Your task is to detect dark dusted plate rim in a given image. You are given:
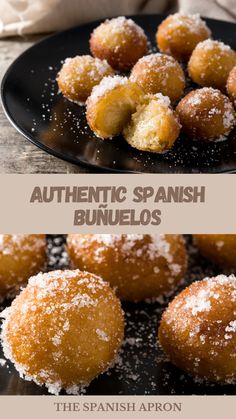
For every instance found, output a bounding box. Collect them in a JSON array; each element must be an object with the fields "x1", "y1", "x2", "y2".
[{"x1": 1, "y1": 14, "x2": 236, "y2": 174}]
